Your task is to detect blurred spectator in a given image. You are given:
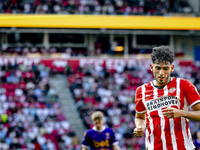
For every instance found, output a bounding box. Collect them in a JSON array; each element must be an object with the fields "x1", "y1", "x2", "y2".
[
  {"x1": 0, "y1": 62, "x2": 80, "y2": 149},
  {"x1": 194, "y1": 130, "x2": 200, "y2": 150},
  {"x1": 0, "y1": 0, "x2": 193, "y2": 15}
]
